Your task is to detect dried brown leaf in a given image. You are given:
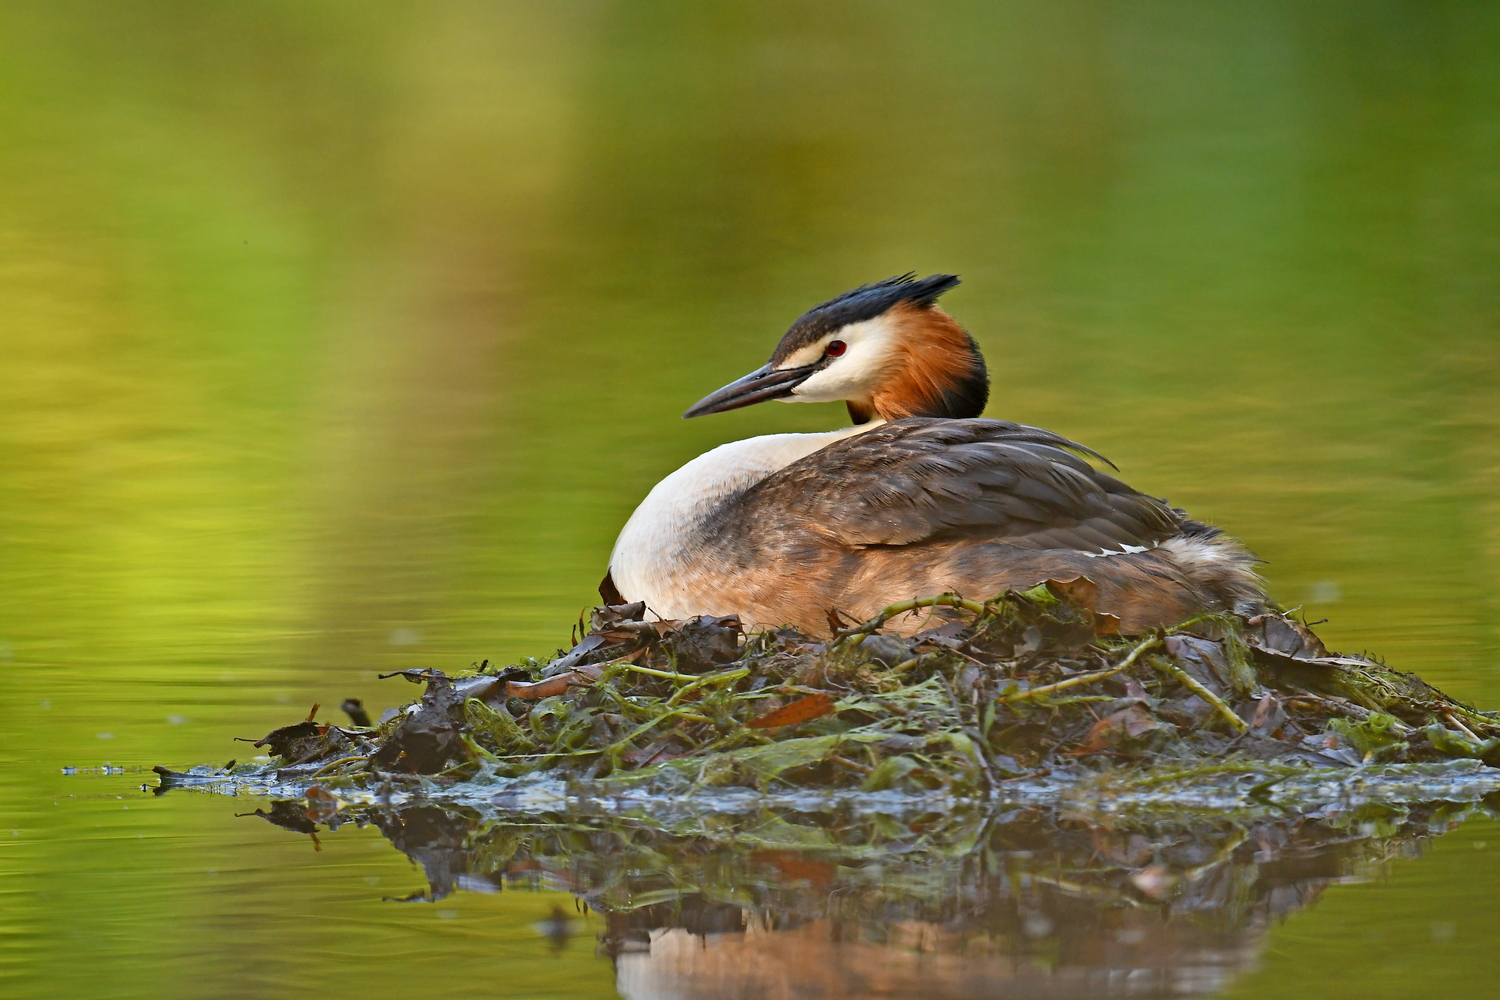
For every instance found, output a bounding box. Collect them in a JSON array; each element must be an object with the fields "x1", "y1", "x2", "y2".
[
  {"x1": 507, "y1": 672, "x2": 592, "y2": 699},
  {"x1": 748, "y1": 692, "x2": 835, "y2": 729},
  {"x1": 1045, "y1": 576, "x2": 1098, "y2": 613},
  {"x1": 1073, "y1": 705, "x2": 1160, "y2": 754}
]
